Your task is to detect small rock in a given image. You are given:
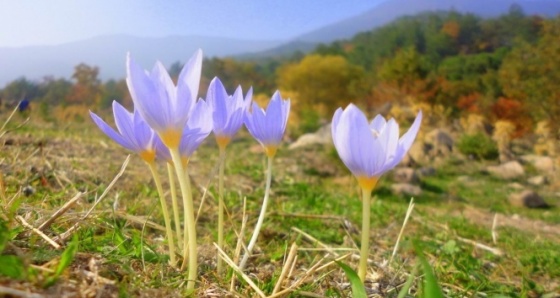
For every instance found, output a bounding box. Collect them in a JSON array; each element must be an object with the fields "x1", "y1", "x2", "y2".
[
  {"x1": 528, "y1": 175, "x2": 547, "y2": 186},
  {"x1": 393, "y1": 167, "x2": 419, "y2": 184},
  {"x1": 289, "y1": 124, "x2": 331, "y2": 150},
  {"x1": 508, "y1": 182, "x2": 525, "y2": 190},
  {"x1": 520, "y1": 155, "x2": 555, "y2": 173},
  {"x1": 391, "y1": 183, "x2": 422, "y2": 196},
  {"x1": 508, "y1": 190, "x2": 550, "y2": 208},
  {"x1": 486, "y1": 161, "x2": 525, "y2": 180},
  {"x1": 417, "y1": 166, "x2": 436, "y2": 177}
]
